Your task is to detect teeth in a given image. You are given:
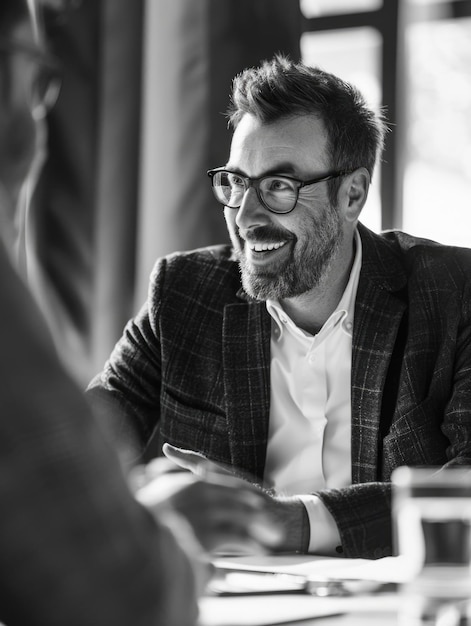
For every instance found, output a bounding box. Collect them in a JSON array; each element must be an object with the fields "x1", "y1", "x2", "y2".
[{"x1": 249, "y1": 241, "x2": 287, "y2": 252}]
